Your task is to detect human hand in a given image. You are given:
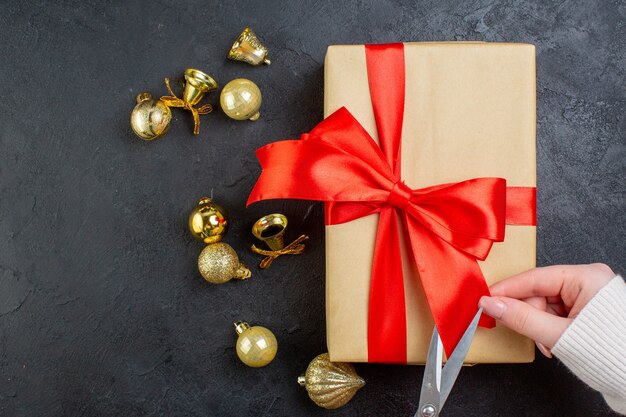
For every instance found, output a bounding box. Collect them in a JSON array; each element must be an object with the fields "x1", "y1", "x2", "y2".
[{"x1": 478, "y1": 263, "x2": 615, "y2": 357}]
